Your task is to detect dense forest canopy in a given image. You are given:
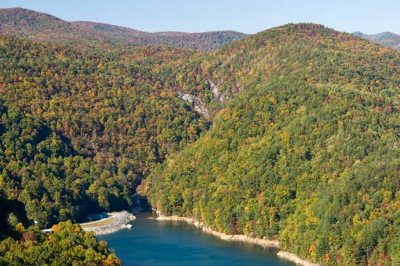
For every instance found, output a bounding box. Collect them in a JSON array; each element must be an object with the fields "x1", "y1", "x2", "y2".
[
  {"x1": 0, "y1": 8, "x2": 399, "y2": 265},
  {"x1": 0, "y1": 37, "x2": 210, "y2": 228},
  {"x1": 147, "y1": 24, "x2": 400, "y2": 265},
  {"x1": 0, "y1": 94, "x2": 122, "y2": 264},
  {"x1": 0, "y1": 35, "x2": 210, "y2": 264},
  {"x1": 0, "y1": 219, "x2": 121, "y2": 265}
]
